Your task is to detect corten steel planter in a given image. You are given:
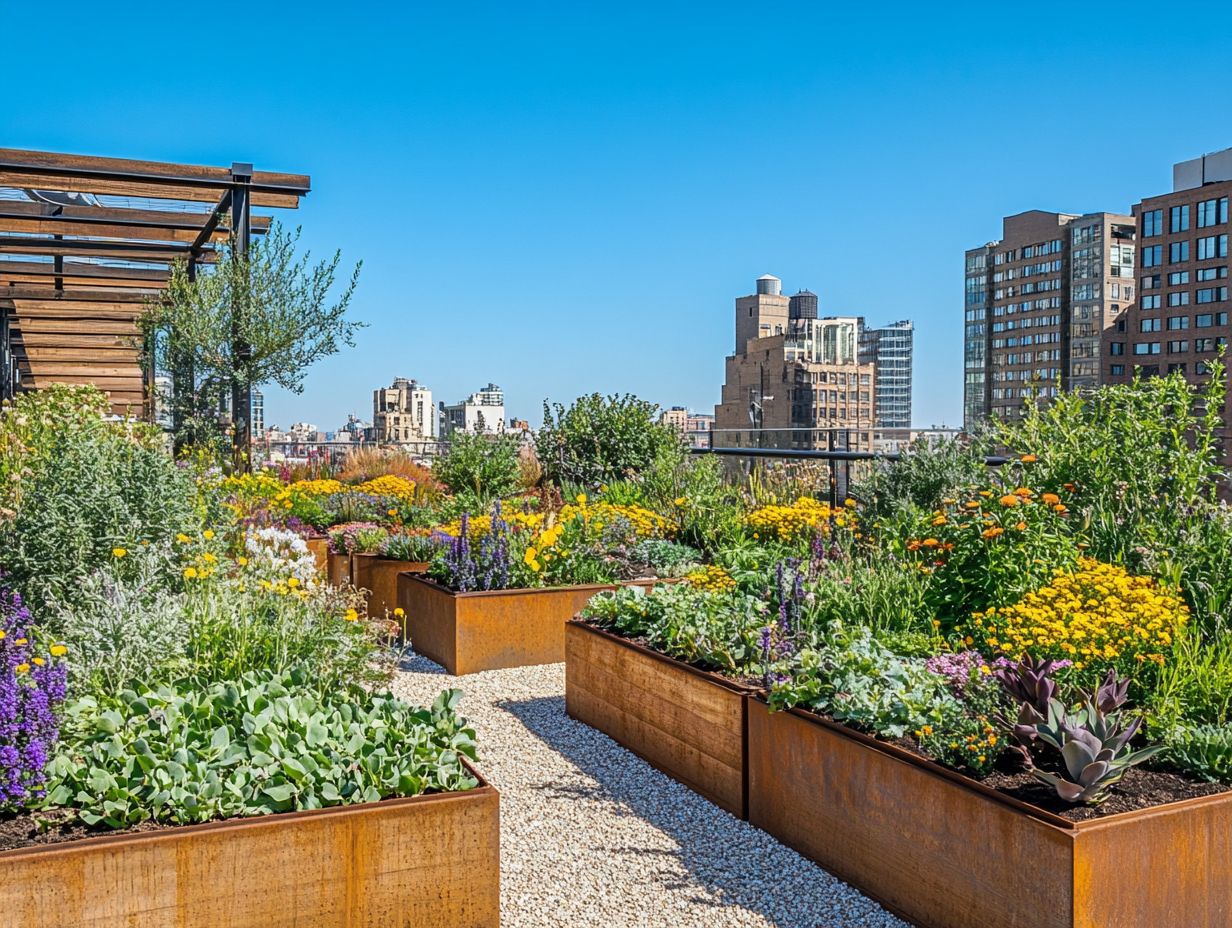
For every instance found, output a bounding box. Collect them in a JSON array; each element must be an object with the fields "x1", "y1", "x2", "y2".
[
  {"x1": 397, "y1": 573, "x2": 662, "y2": 675},
  {"x1": 565, "y1": 620, "x2": 752, "y2": 818},
  {"x1": 0, "y1": 765, "x2": 500, "y2": 928},
  {"x1": 326, "y1": 549, "x2": 351, "y2": 588},
  {"x1": 304, "y1": 535, "x2": 329, "y2": 574},
  {"x1": 351, "y1": 553, "x2": 428, "y2": 626},
  {"x1": 747, "y1": 699, "x2": 1232, "y2": 928}
]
